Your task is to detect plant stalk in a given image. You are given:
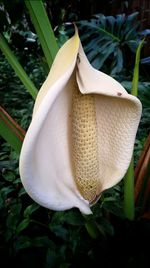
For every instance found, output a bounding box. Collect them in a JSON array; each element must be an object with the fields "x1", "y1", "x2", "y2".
[
  {"x1": 123, "y1": 39, "x2": 144, "y2": 220},
  {"x1": 123, "y1": 157, "x2": 135, "y2": 220}
]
